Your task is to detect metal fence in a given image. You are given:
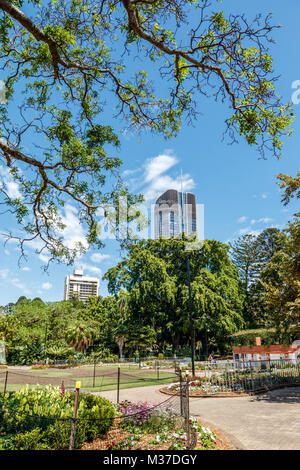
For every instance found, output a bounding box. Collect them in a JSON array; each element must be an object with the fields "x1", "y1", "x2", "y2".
[
  {"x1": 33, "y1": 356, "x2": 193, "y2": 369},
  {"x1": 0, "y1": 365, "x2": 178, "y2": 399},
  {"x1": 0, "y1": 380, "x2": 196, "y2": 450},
  {"x1": 192, "y1": 359, "x2": 300, "y2": 395}
]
